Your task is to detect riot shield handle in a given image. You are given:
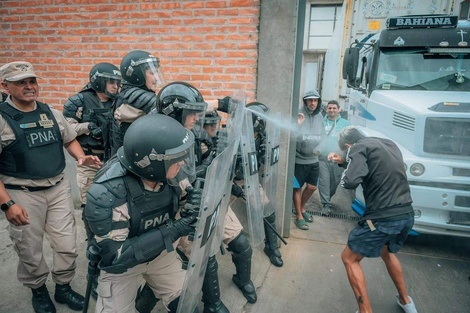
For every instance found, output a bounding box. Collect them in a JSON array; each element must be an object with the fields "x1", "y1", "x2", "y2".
[
  {"x1": 185, "y1": 178, "x2": 204, "y2": 241},
  {"x1": 83, "y1": 245, "x2": 101, "y2": 313}
]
